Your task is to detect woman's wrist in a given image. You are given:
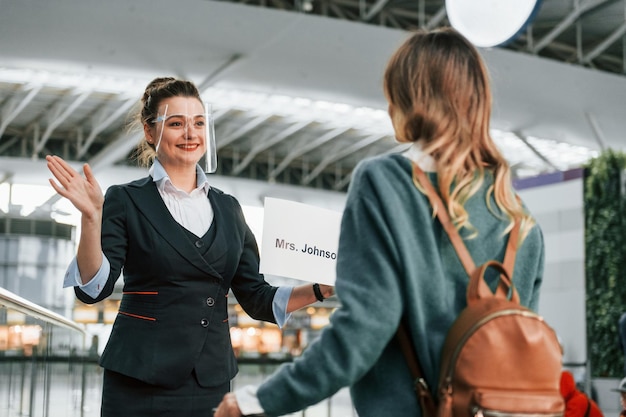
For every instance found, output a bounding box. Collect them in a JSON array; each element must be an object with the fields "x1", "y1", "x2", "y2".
[{"x1": 312, "y1": 283, "x2": 325, "y2": 302}]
